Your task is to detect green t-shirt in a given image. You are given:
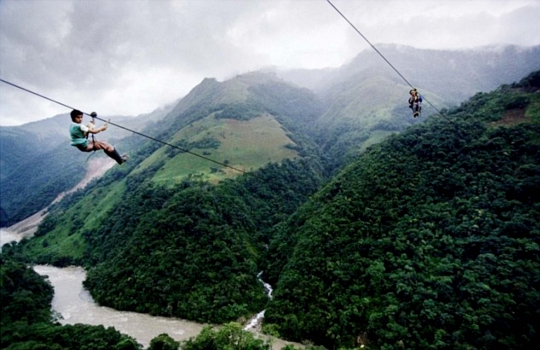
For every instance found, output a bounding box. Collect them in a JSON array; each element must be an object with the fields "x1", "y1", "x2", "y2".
[{"x1": 70, "y1": 123, "x2": 89, "y2": 148}]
